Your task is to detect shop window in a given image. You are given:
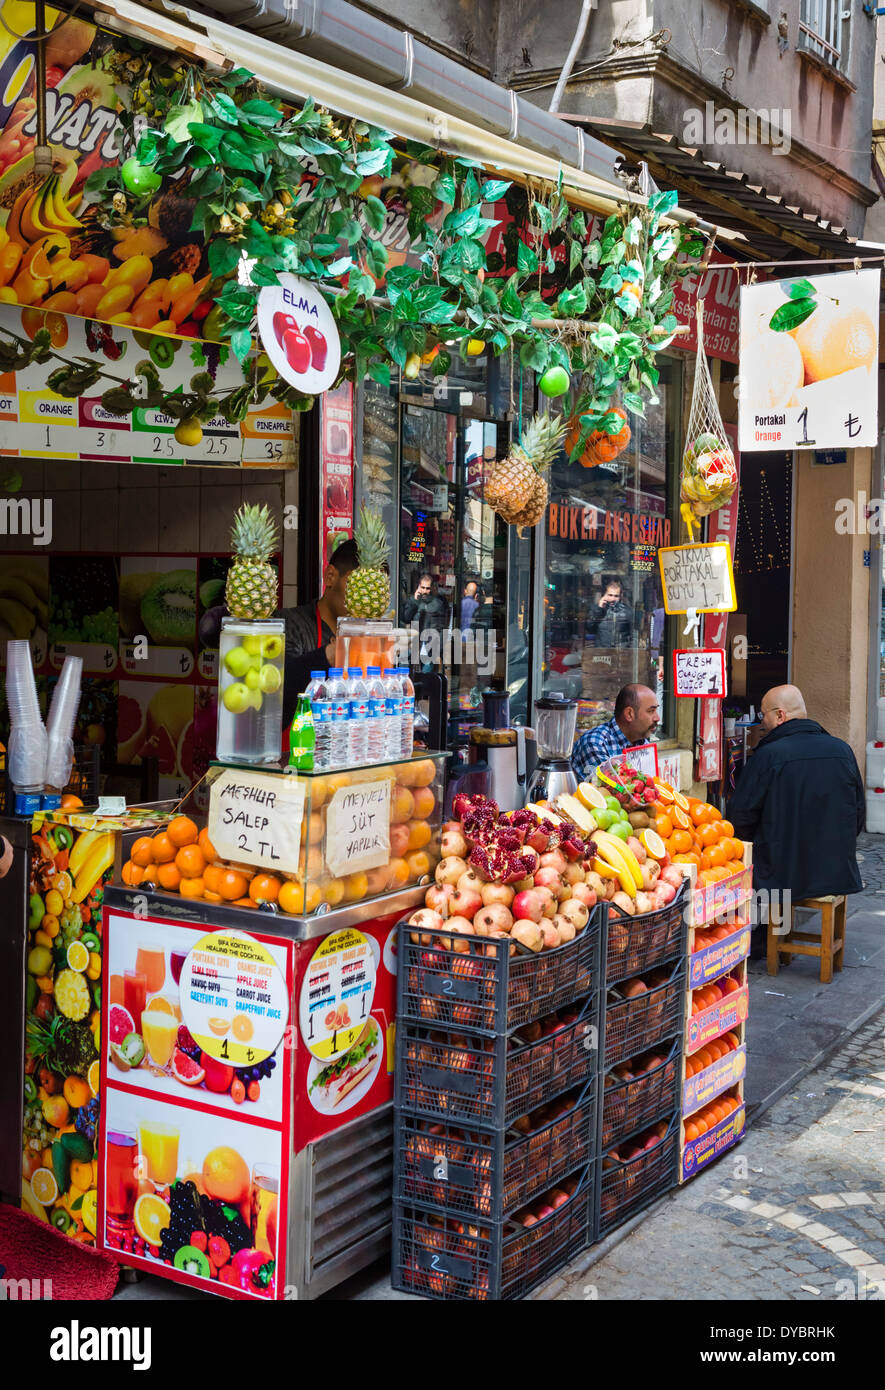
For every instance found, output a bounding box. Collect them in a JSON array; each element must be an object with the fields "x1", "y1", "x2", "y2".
[{"x1": 541, "y1": 358, "x2": 681, "y2": 741}]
